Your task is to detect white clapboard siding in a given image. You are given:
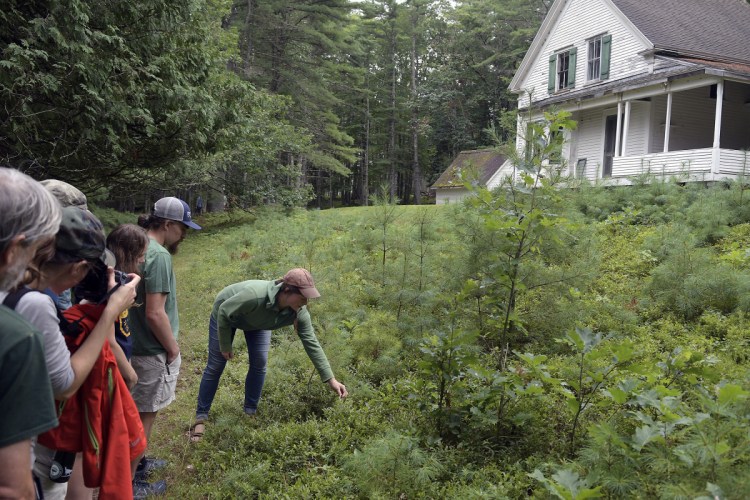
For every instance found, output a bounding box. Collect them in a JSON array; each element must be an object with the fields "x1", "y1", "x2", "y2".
[
  {"x1": 650, "y1": 85, "x2": 750, "y2": 154},
  {"x1": 573, "y1": 108, "x2": 607, "y2": 180},
  {"x1": 668, "y1": 87, "x2": 716, "y2": 151},
  {"x1": 721, "y1": 82, "x2": 750, "y2": 150},
  {"x1": 612, "y1": 148, "x2": 713, "y2": 177},
  {"x1": 517, "y1": 0, "x2": 650, "y2": 109},
  {"x1": 717, "y1": 150, "x2": 750, "y2": 176},
  {"x1": 650, "y1": 94, "x2": 668, "y2": 153},
  {"x1": 624, "y1": 101, "x2": 650, "y2": 156},
  {"x1": 435, "y1": 189, "x2": 470, "y2": 205}
]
